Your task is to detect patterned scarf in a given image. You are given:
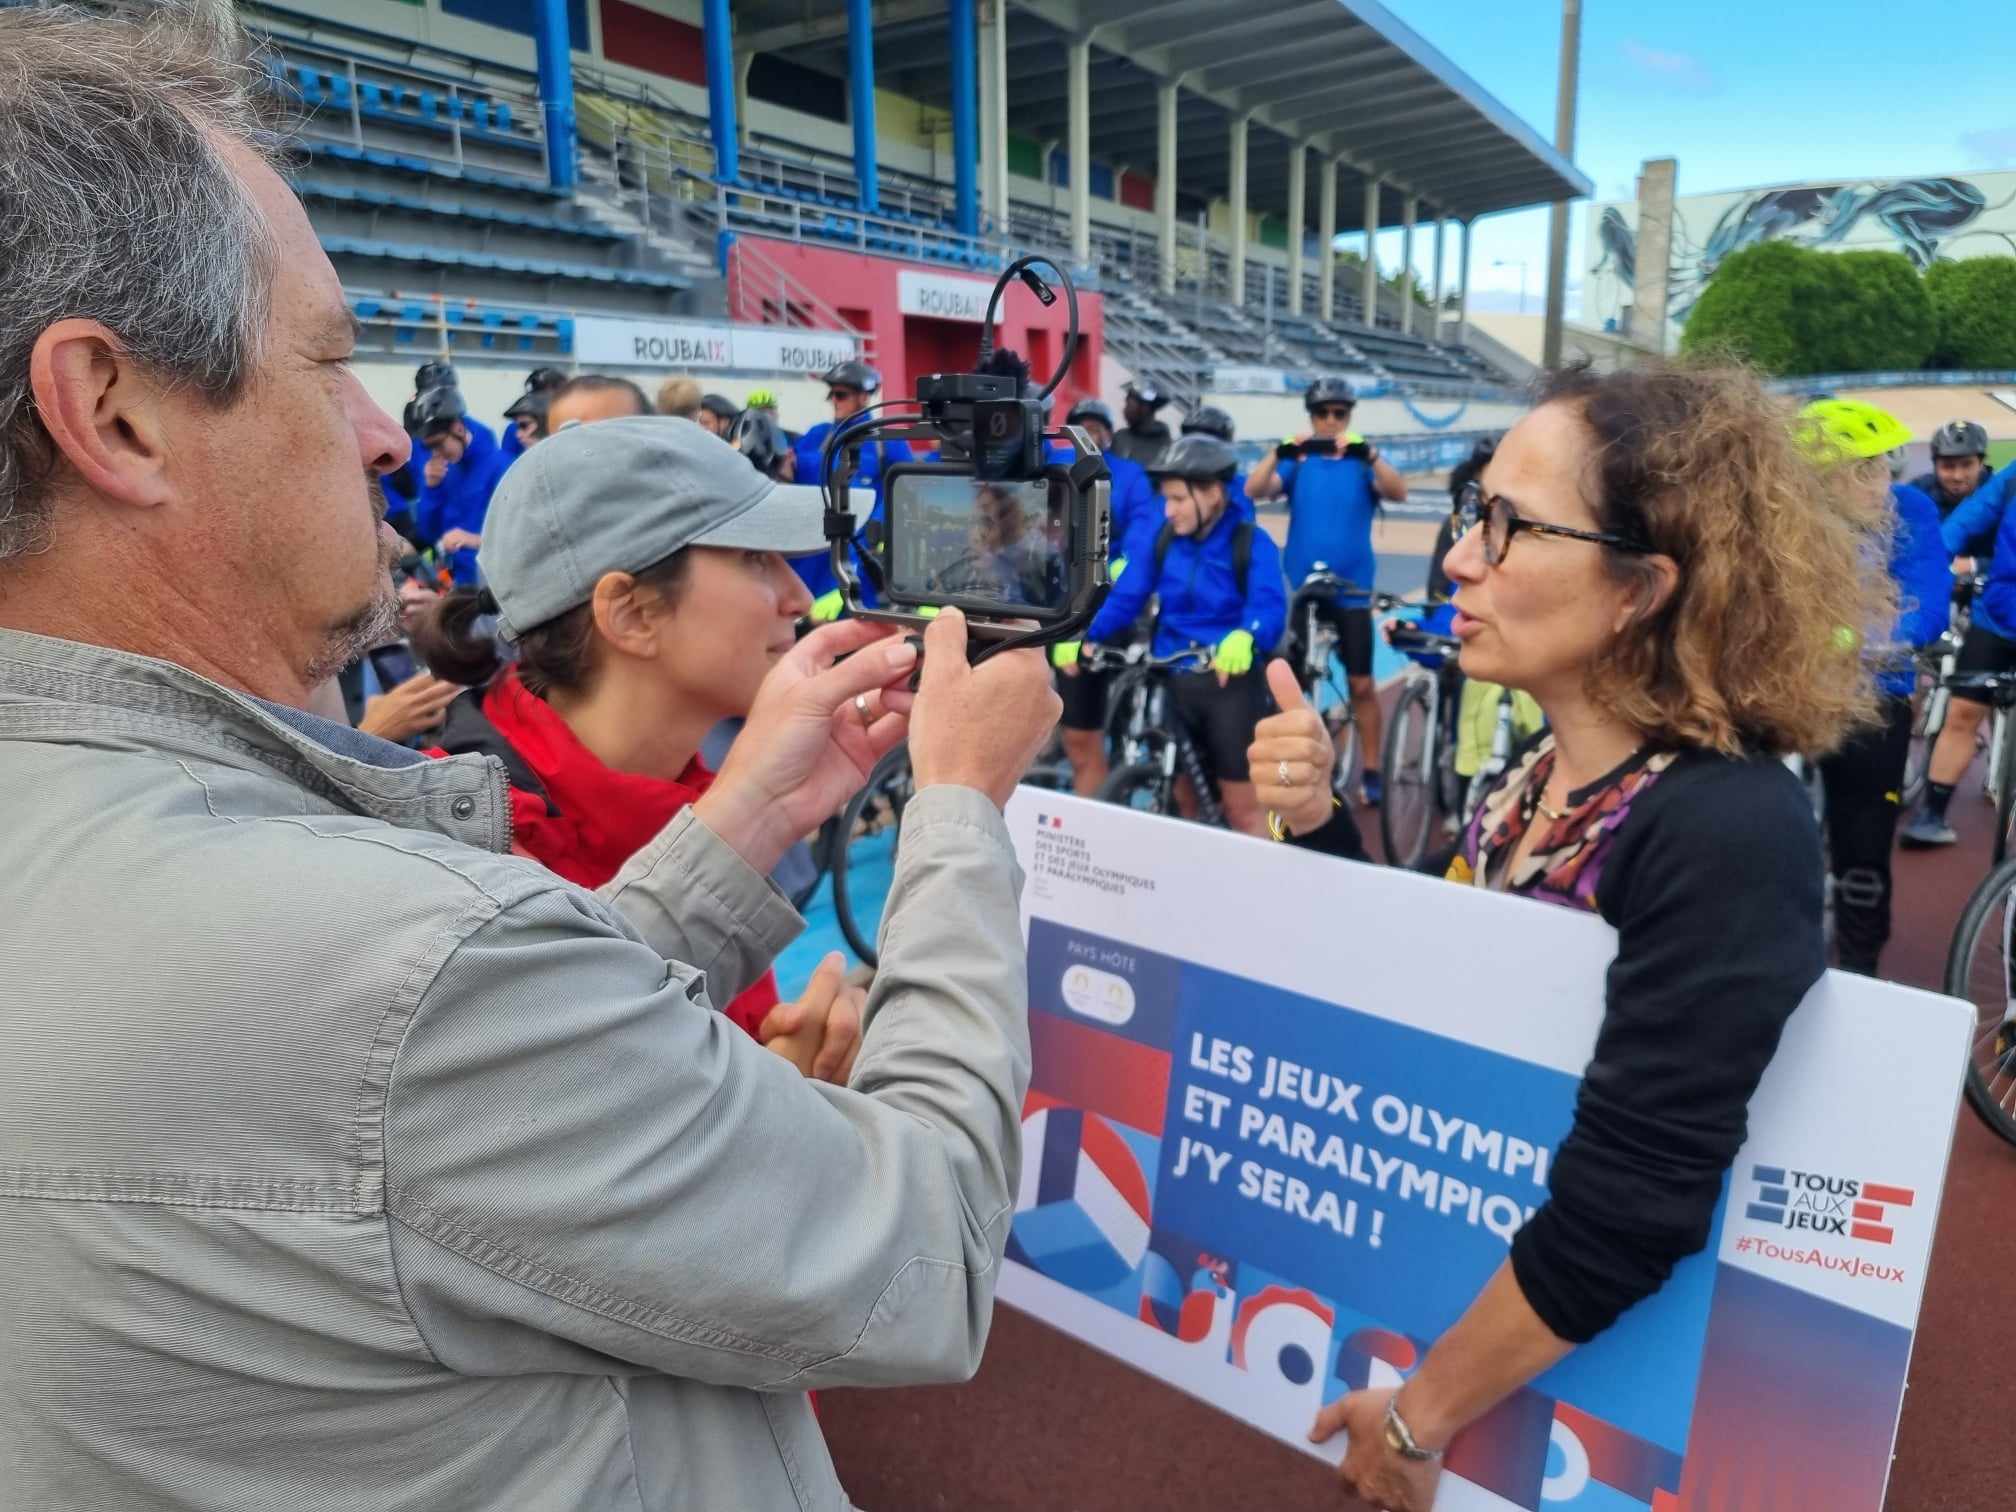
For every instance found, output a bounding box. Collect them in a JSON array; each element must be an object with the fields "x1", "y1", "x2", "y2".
[{"x1": 1451, "y1": 735, "x2": 1677, "y2": 912}]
